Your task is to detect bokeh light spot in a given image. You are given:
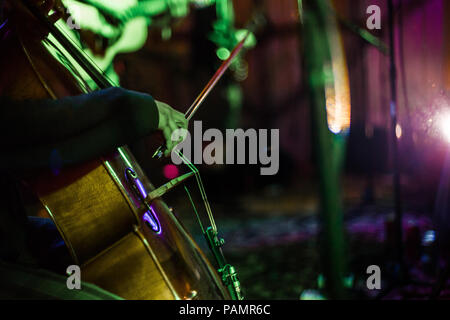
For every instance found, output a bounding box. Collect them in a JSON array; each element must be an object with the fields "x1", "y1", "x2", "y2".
[
  {"x1": 216, "y1": 47, "x2": 231, "y2": 61},
  {"x1": 396, "y1": 124, "x2": 403, "y2": 139},
  {"x1": 163, "y1": 164, "x2": 180, "y2": 180}
]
